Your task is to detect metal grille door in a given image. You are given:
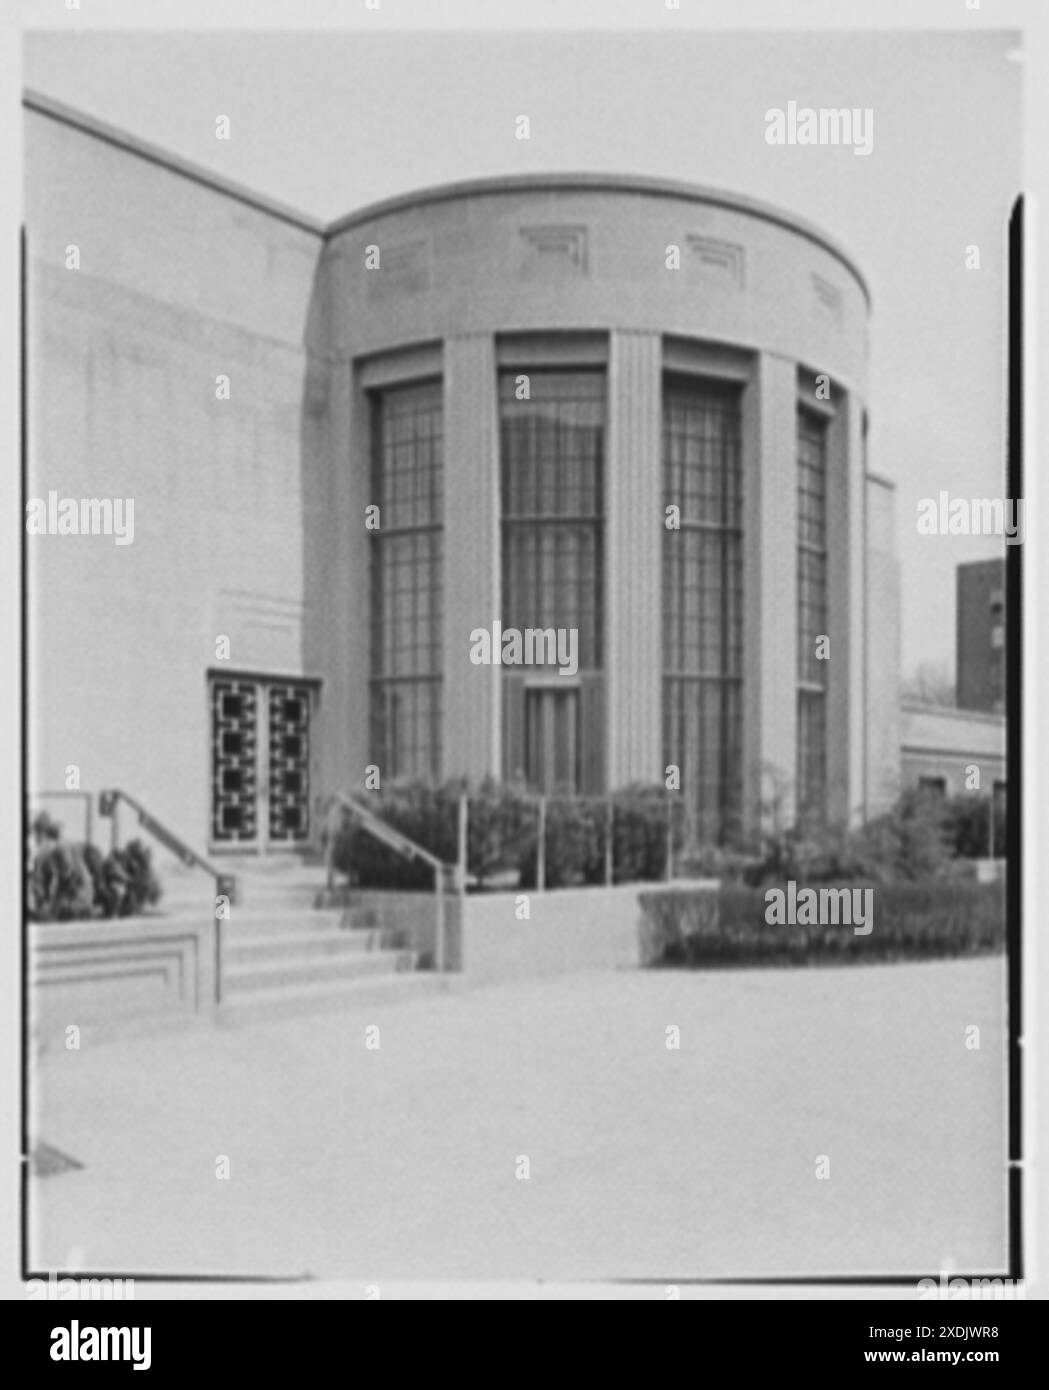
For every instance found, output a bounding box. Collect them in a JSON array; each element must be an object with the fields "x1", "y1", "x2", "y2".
[{"x1": 210, "y1": 676, "x2": 312, "y2": 849}]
